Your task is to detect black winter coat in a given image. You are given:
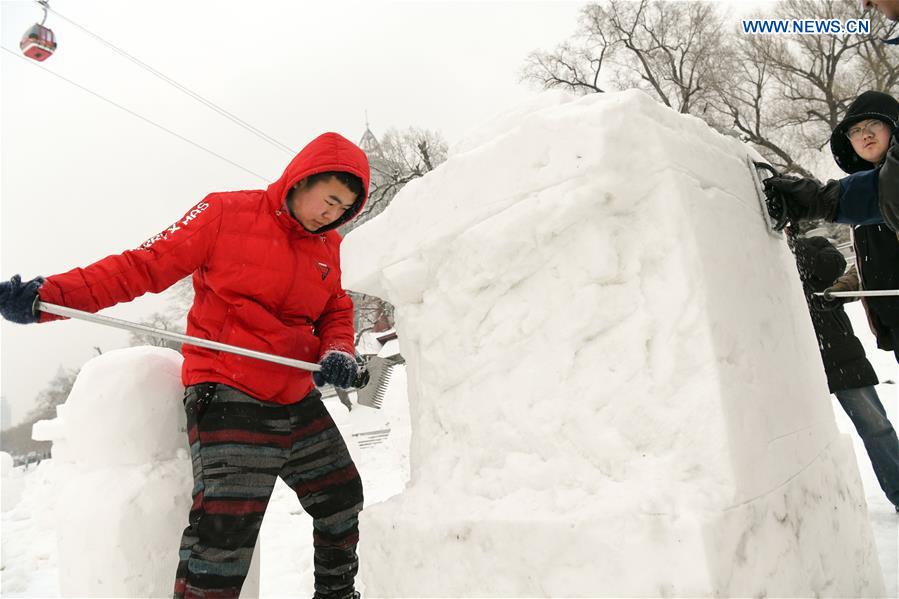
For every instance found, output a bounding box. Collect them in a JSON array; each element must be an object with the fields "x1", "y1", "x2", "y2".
[
  {"x1": 852, "y1": 223, "x2": 899, "y2": 350},
  {"x1": 793, "y1": 237, "x2": 879, "y2": 392}
]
